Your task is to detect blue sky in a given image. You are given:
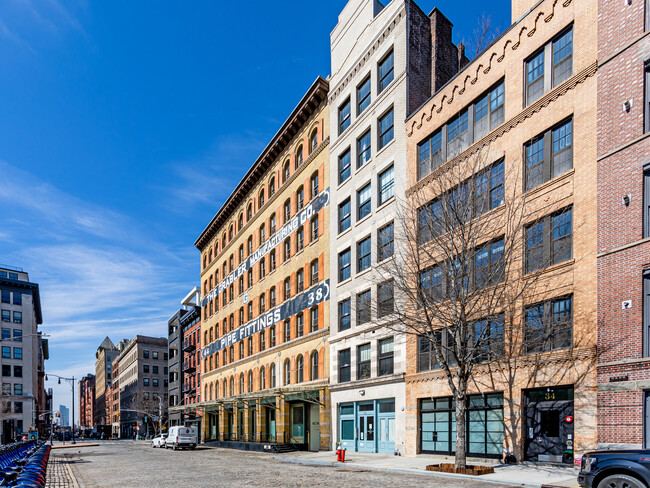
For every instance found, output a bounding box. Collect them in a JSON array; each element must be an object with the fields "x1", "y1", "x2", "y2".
[{"x1": 0, "y1": 0, "x2": 510, "y2": 419}]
